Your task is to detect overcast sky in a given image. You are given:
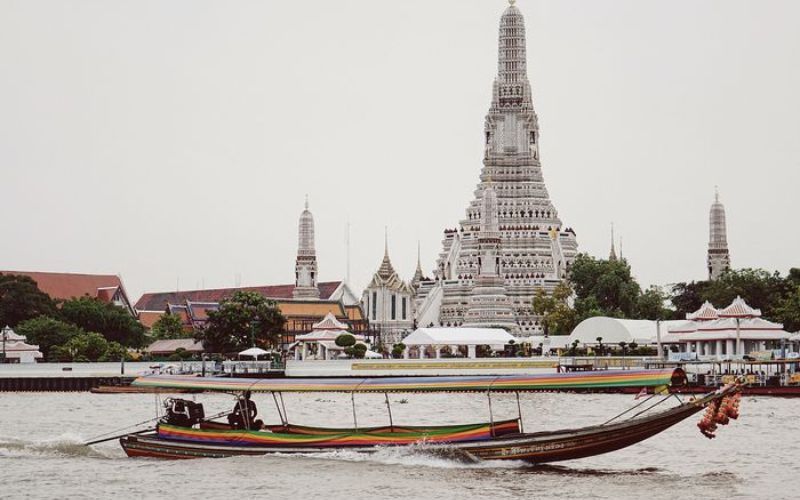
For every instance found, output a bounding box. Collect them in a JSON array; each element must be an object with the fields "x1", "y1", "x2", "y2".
[{"x1": 1, "y1": 0, "x2": 798, "y2": 303}]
